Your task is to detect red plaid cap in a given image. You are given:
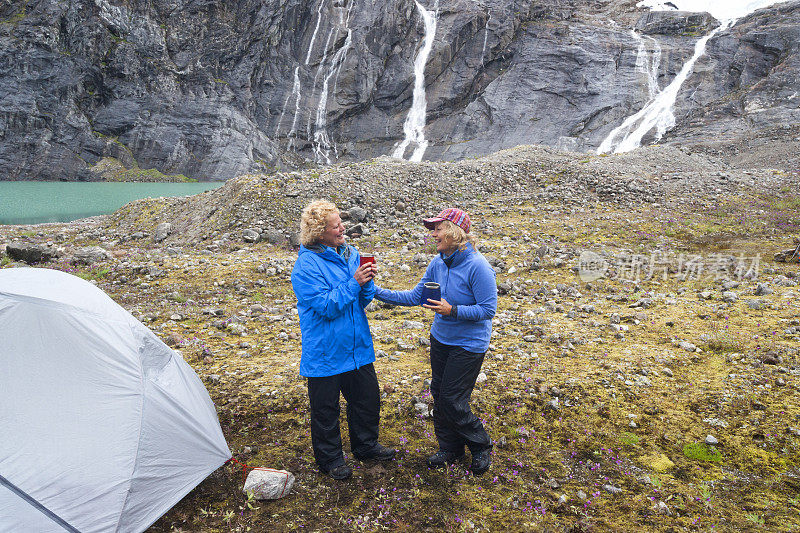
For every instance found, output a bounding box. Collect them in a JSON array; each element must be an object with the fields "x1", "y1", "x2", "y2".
[{"x1": 422, "y1": 207, "x2": 471, "y2": 233}]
